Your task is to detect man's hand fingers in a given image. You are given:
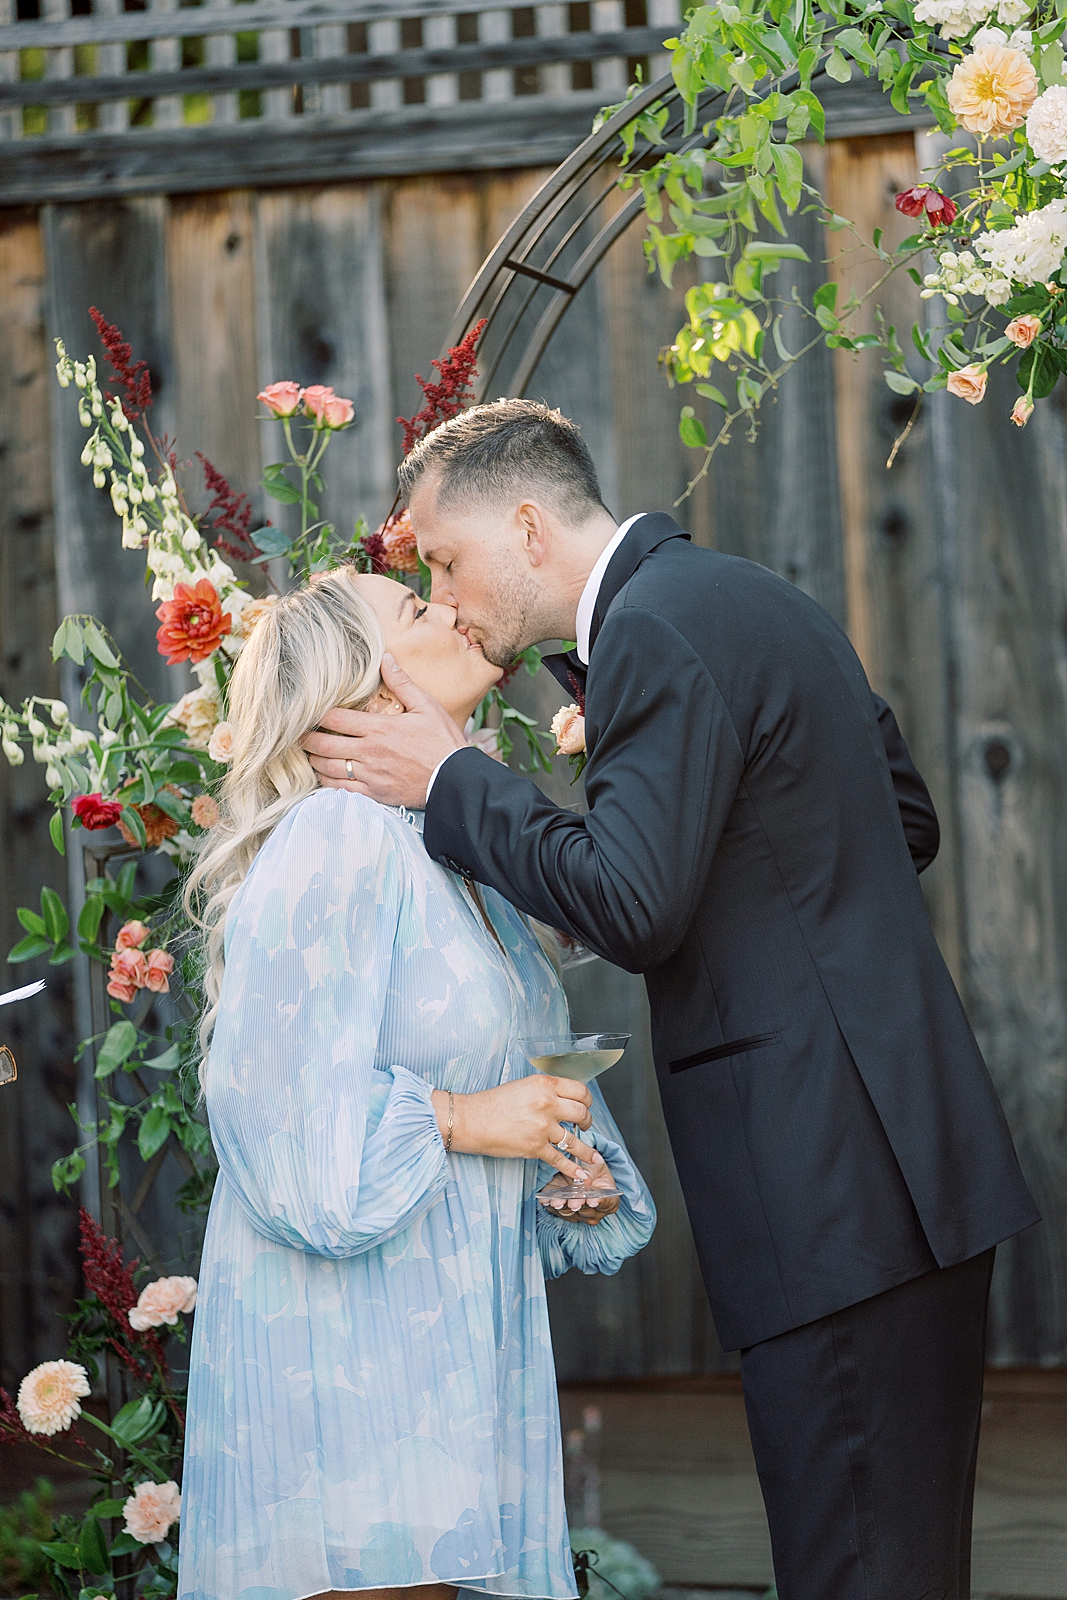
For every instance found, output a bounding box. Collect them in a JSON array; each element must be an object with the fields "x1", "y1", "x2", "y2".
[
  {"x1": 302, "y1": 722, "x2": 378, "y2": 757},
  {"x1": 380, "y1": 652, "x2": 434, "y2": 713},
  {"x1": 316, "y1": 774, "x2": 372, "y2": 795}
]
